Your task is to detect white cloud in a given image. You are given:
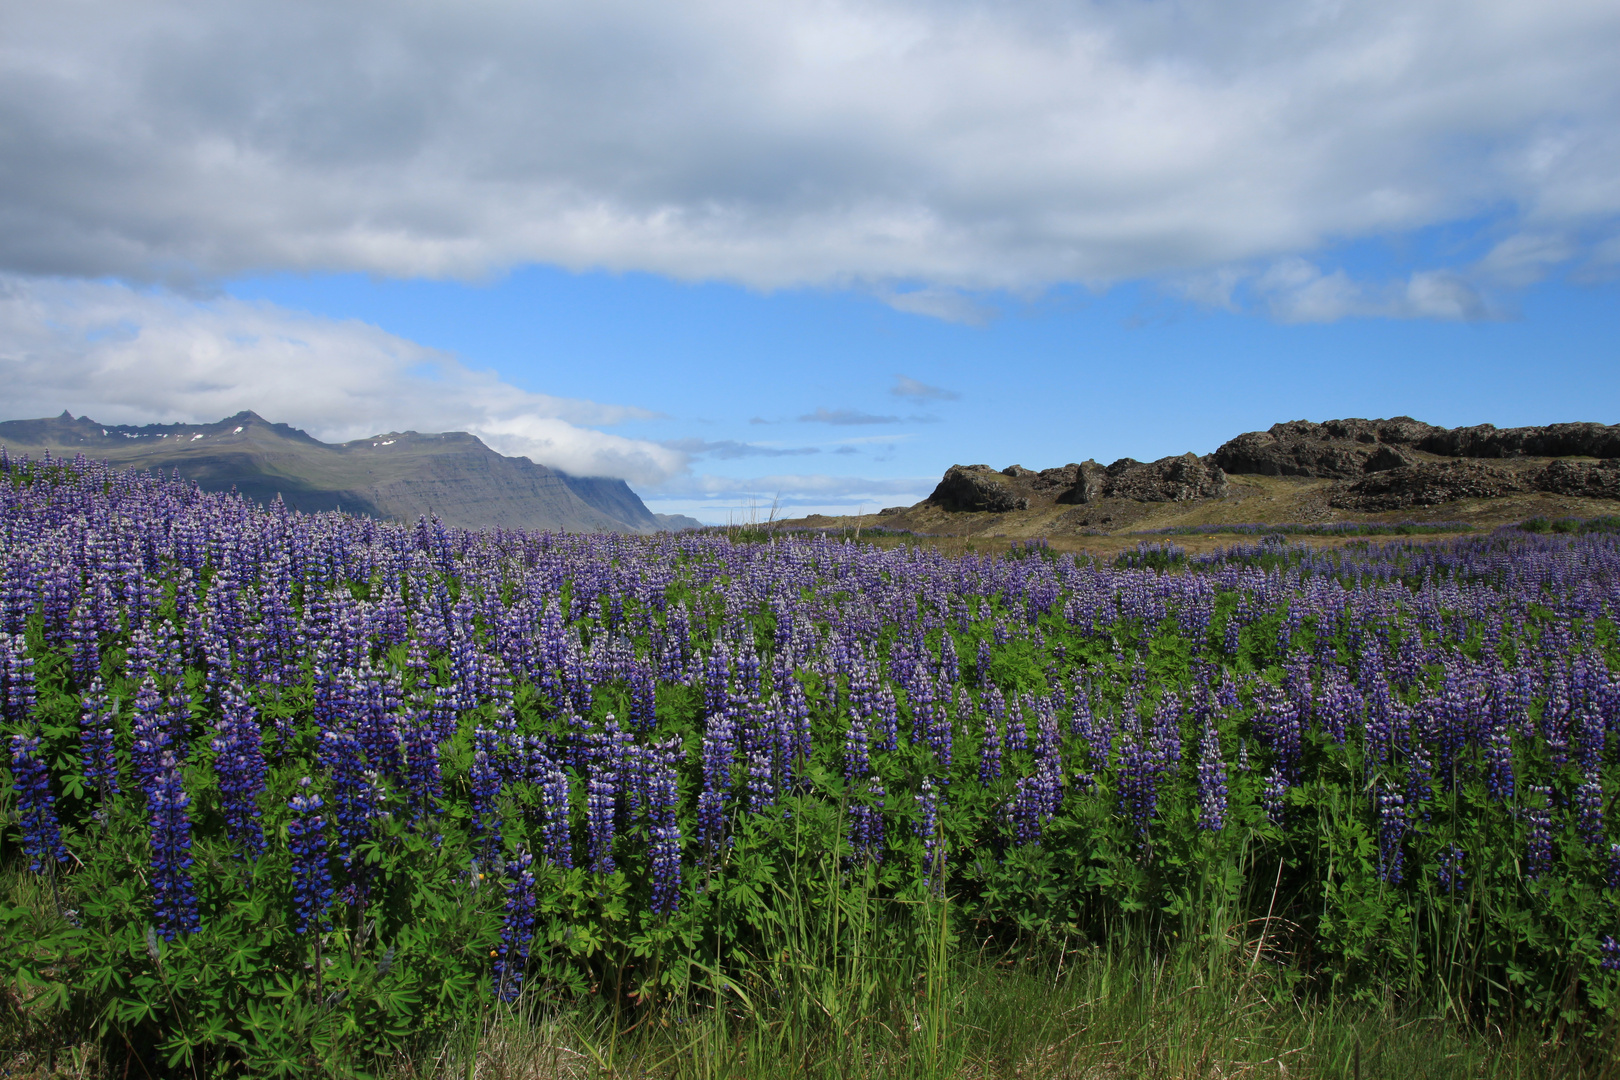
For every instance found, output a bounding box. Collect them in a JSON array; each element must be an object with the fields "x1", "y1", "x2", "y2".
[
  {"x1": 0, "y1": 0, "x2": 1616, "y2": 304},
  {"x1": 0, "y1": 275, "x2": 684, "y2": 485},
  {"x1": 1242, "y1": 258, "x2": 1495, "y2": 323},
  {"x1": 891, "y1": 375, "x2": 960, "y2": 402}
]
